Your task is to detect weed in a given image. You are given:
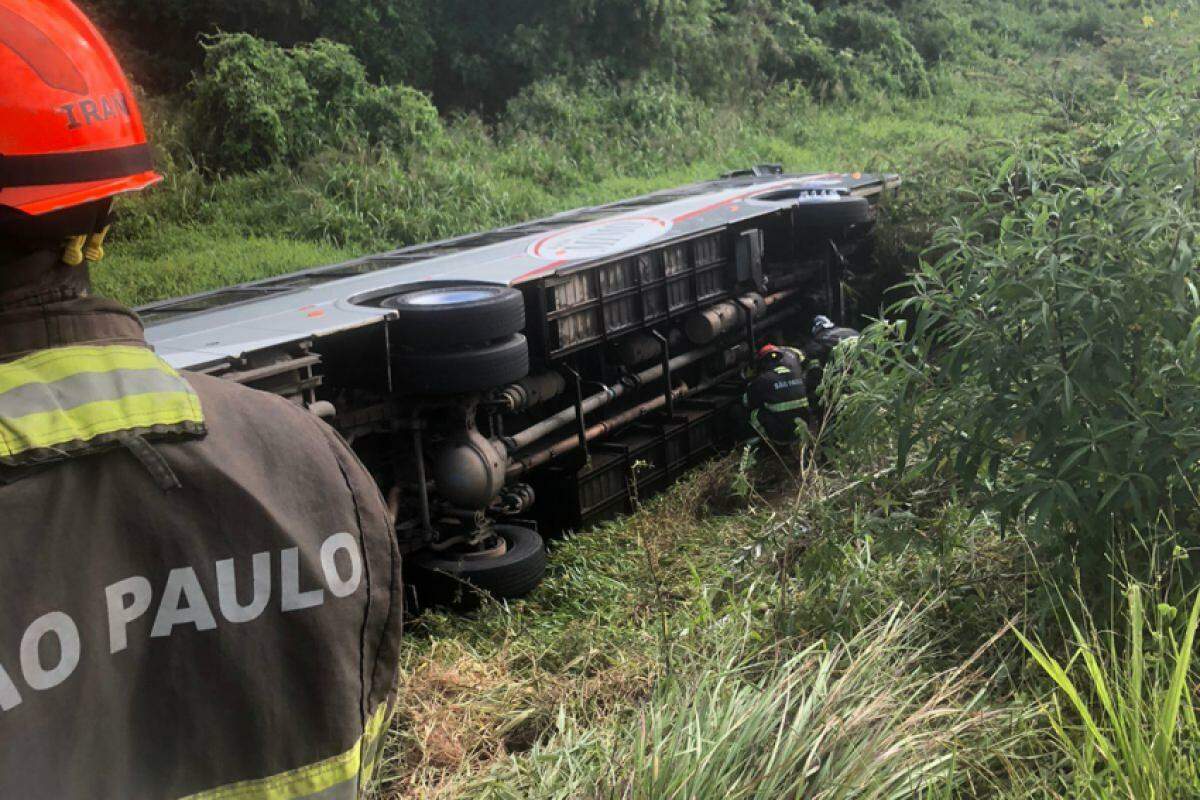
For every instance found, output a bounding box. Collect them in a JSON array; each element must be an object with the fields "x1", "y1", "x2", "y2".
[
  {"x1": 1017, "y1": 579, "x2": 1200, "y2": 797},
  {"x1": 613, "y1": 607, "x2": 1016, "y2": 800}
]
